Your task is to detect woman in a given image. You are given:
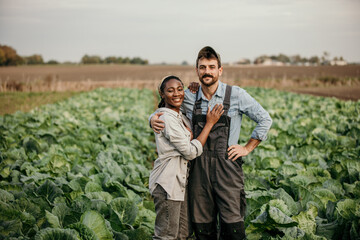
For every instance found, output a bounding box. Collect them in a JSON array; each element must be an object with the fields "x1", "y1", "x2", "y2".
[{"x1": 149, "y1": 75, "x2": 224, "y2": 239}]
